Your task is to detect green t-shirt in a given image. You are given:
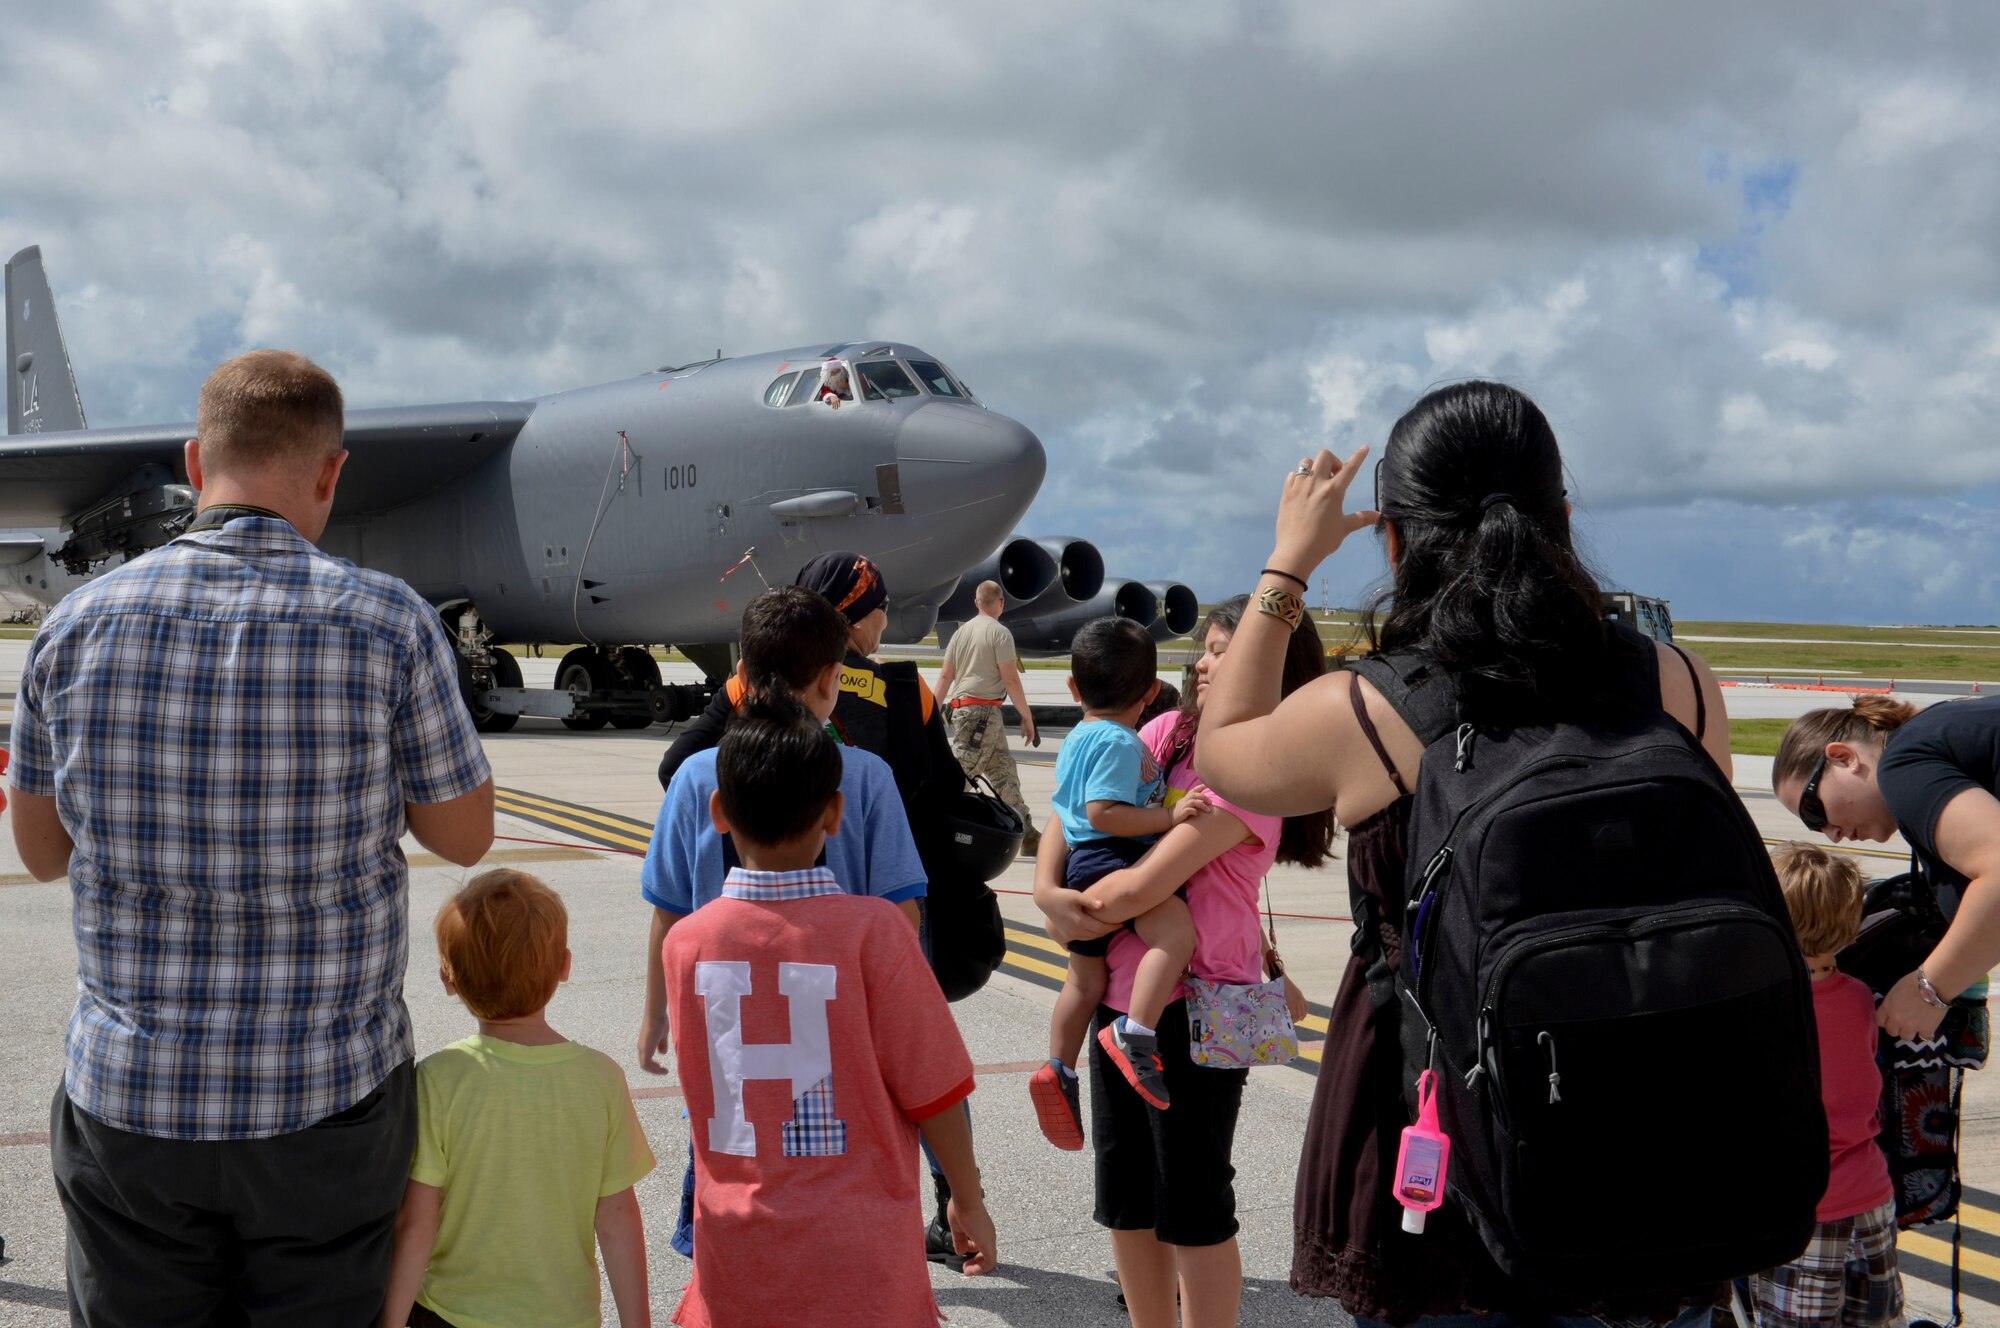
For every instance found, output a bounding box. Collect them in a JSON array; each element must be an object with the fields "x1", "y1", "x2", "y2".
[{"x1": 411, "y1": 1035, "x2": 656, "y2": 1328}]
